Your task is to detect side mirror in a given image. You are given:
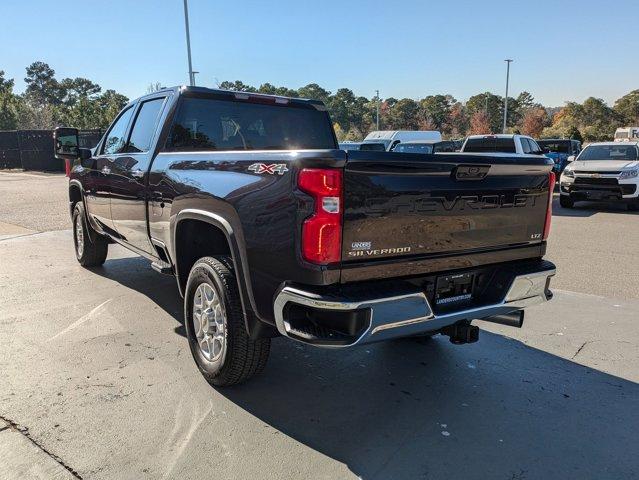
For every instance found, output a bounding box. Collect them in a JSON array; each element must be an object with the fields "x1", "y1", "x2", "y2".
[
  {"x1": 567, "y1": 155, "x2": 576, "y2": 162},
  {"x1": 54, "y1": 127, "x2": 79, "y2": 160}
]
